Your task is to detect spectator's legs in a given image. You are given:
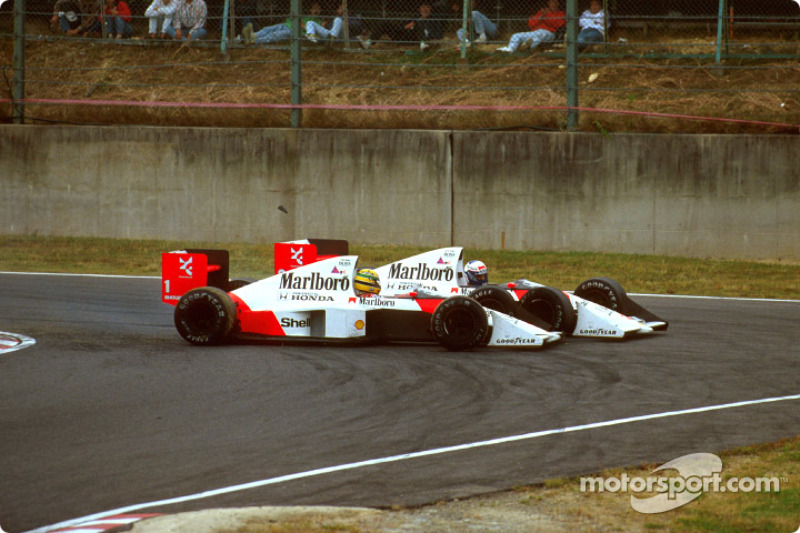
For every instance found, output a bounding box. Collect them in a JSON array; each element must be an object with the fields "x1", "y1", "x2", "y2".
[
  {"x1": 306, "y1": 18, "x2": 343, "y2": 40},
  {"x1": 305, "y1": 20, "x2": 328, "y2": 38},
  {"x1": 577, "y1": 27, "x2": 603, "y2": 50},
  {"x1": 506, "y1": 31, "x2": 533, "y2": 52},
  {"x1": 328, "y1": 17, "x2": 343, "y2": 39},
  {"x1": 254, "y1": 23, "x2": 291, "y2": 43},
  {"x1": 188, "y1": 28, "x2": 207, "y2": 40},
  {"x1": 471, "y1": 11, "x2": 496, "y2": 39},
  {"x1": 527, "y1": 28, "x2": 554, "y2": 50},
  {"x1": 163, "y1": 24, "x2": 177, "y2": 38},
  {"x1": 147, "y1": 15, "x2": 159, "y2": 35},
  {"x1": 111, "y1": 16, "x2": 132, "y2": 37}
]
